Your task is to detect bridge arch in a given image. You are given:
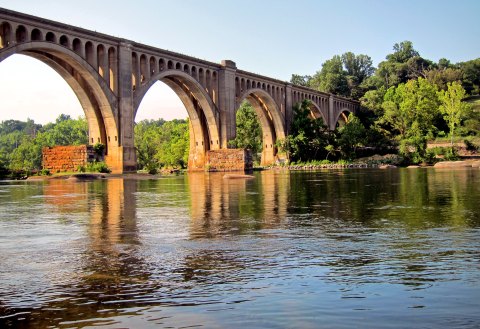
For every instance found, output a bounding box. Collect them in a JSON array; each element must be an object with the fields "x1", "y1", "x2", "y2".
[
  {"x1": 334, "y1": 108, "x2": 353, "y2": 128},
  {"x1": 306, "y1": 101, "x2": 328, "y2": 124},
  {"x1": 236, "y1": 88, "x2": 286, "y2": 166},
  {"x1": 133, "y1": 70, "x2": 221, "y2": 170},
  {"x1": 0, "y1": 41, "x2": 121, "y2": 171}
]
